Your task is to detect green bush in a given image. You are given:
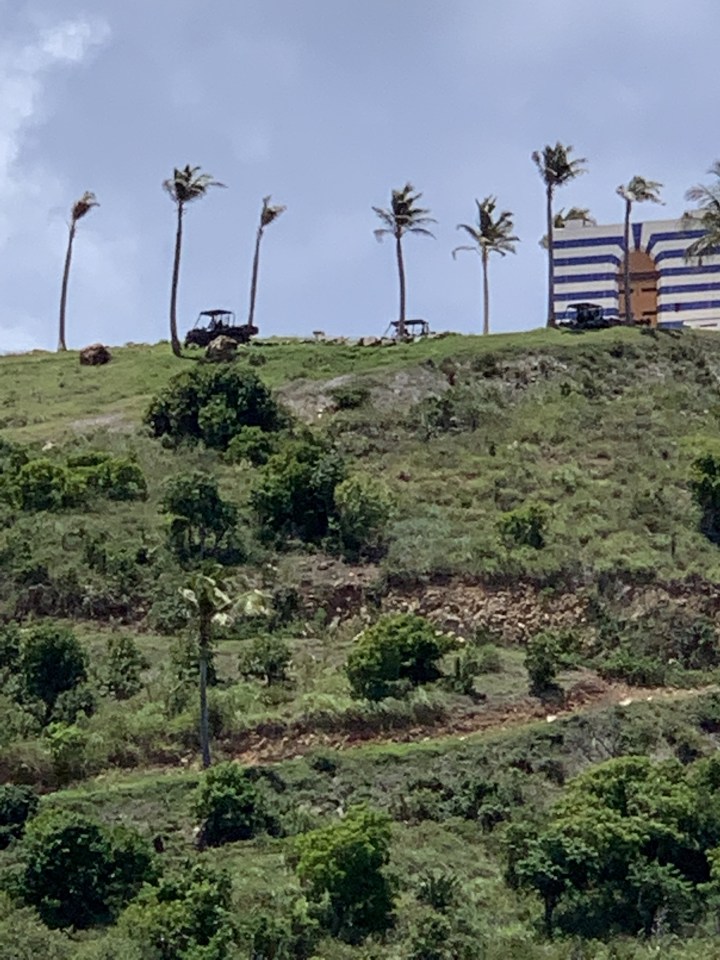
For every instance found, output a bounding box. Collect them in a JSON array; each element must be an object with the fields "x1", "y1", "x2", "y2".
[
  {"x1": 12, "y1": 460, "x2": 81, "y2": 511},
  {"x1": 499, "y1": 503, "x2": 547, "y2": 549},
  {"x1": 525, "y1": 630, "x2": 563, "y2": 696},
  {"x1": 19, "y1": 623, "x2": 88, "y2": 721},
  {"x1": 332, "y1": 473, "x2": 394, "y2": 560},
  {"x1": 51, "y1": 682, "x2": 97, "y2": 725},
  {"x1": 19, "y1": 809, "x2": 155, "y2": 929},
  {"x1": 690, "y1": 451, "x2": 720, "y2": 541},
  {"x1": 162, "y1": 471, "x2": 239, "y2": 563},
  {"x1": 598, "y1": 649, "x2": 668, "y2": 687},
  {"x1": 0, "y1": 784, "x2": 38, "y2": 849},
  {"x1": 346, "y1": 613, "x2": 452, "y2": 701},
  {"x1": 119, "y1": 863, "x2": 235, "y2": 959},
  {"x1": 194, "y1": 762, "x2": 272, "y2": 846},
  {"x1": 225, "y1": 425, "x2": 278, "y2": 466},
  {"x1": 252, "y1": 437, "x2": 347, "y2": 543},
  {"x1": 66, "y1": 452, "x2": 147, "y2": 502},
  {"x1": 238, "y1": 634, "x2": 291, "y2": 684},
  {"x1": 145, "y1": 364, "x2": 284, "y2": 450},
  {"x1": 104, "y1": 634, "x2": 149, "y2": 700},
  {"x1": 295, "y1": 805, "x2": 395, "y2": 941},
  {"x1": 329, "y1": 383, "x2": 371, "y2": 410}
]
